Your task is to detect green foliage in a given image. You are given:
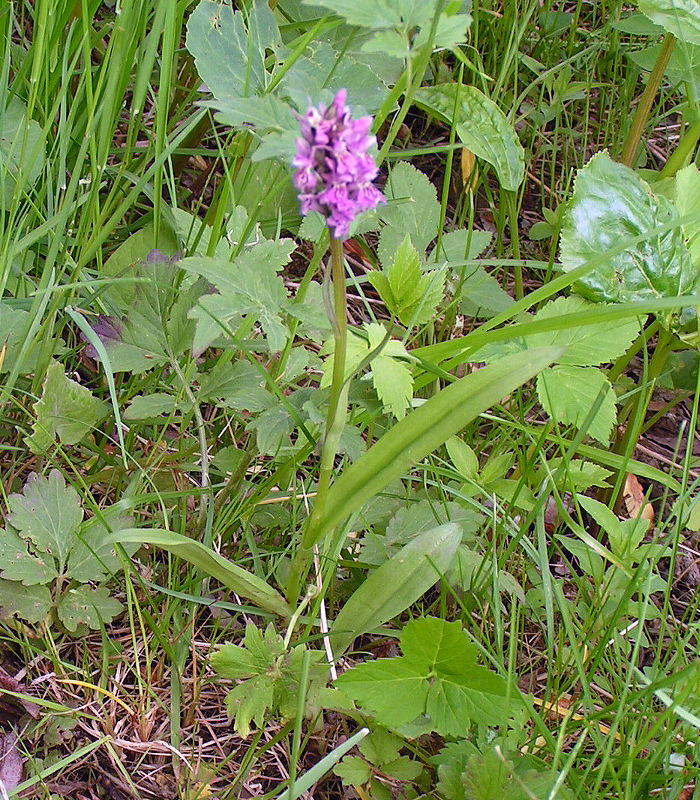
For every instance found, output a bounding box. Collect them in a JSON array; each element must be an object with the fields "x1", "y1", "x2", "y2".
[
  {"x1": 368, "y1": 236, "x2": 446, "y2": 328},
  {"x1": 210, "y1": 622, "x2": 327, "y2": 736},
  {"x1": 414, "y1": 84, "x2": 525, "y2": 192},
  {"x1": 27, "y1": 363, "x2": 110, "y2": 454},
  {"x1": 306, "y1": 0, "x2": 472, "y2": 58},
  {"x1": 0, "y1": 97, "x2": 45, "y2": 204},
  {"x1": 334, "y1": 727, "x2": 423, "y2": 797},
  {"x1": 0, "y1": 471, "x2": 135, "y2": 631},
  {"x1": 335, "y1": 616, "x2": 517, "y2": 736},
  {"x1": 330, "y1": 524, "x2": 462, "y2": 658},
  {"x1": 560, "y1": 151, "x2": 697, "y2": 326},
  {"x1": 638, "y1": 0, "x2": 700, "y2": 43},
  {"x1": 433, "y1": 743, "x2": 574, "y2": 800}
]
